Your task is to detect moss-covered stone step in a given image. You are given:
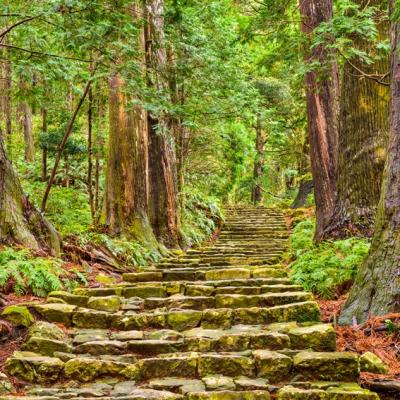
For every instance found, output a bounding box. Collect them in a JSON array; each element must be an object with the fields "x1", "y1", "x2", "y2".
[
  {"x1": 21, "y1": 322, "x2": 335, "y2": 358},
  {"x1": 4, "y1": 350, "x2": 361, "y2": 384},
  {"x1": 277, "y1": 384, "x2": 379, "y2": 400},
  {"x1": 33, "y1": 301, "x2": 320, "y2": 330}
]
